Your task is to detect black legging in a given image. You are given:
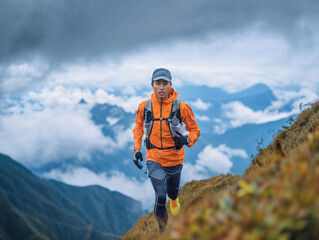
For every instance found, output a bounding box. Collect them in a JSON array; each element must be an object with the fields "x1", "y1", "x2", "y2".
[{"x1": 150, "y1": 172, "x2": 181, "y2": 231}]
